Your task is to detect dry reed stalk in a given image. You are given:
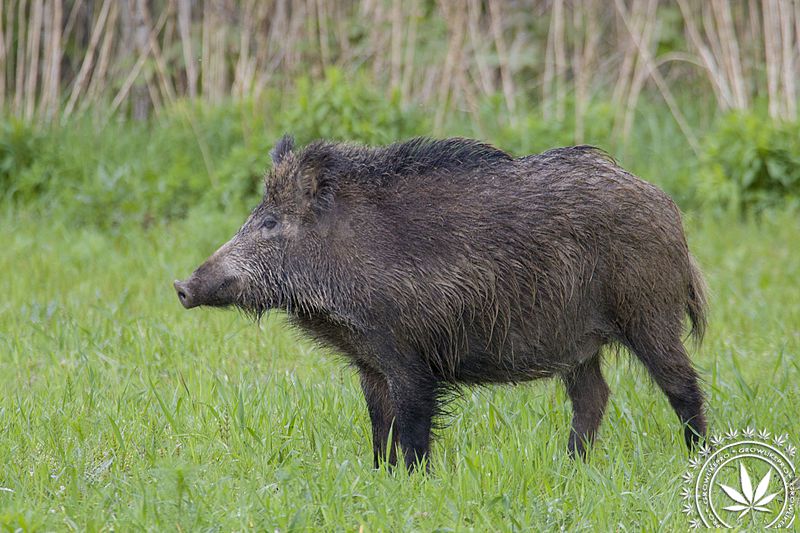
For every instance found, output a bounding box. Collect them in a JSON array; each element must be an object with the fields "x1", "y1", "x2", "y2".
[
  {"x1": 38, "y1": 0, "x2": 55, "y2": 119},
  {"x1": 130, "y1": 0, "x2": 150, "y2": 120},
  {"x1": 778, "y1": 0, "x2": 796, "y2": 119},
  {"x1": 746, "y1": 0, "x2": 762, "y2": 97},
  {"x1": 487, "y1": 0, "x2": 516, "y2": 121},
  {"x1": 3, "y1": 0, "x2": 15, "y2": 112},
  {"x1": 62, "y1": 0, "x2": 83, "y2": 46},
  {"x1": 701, "y1": 2, "x2": 726, "y2": 80},
  {"x1": 333, "y1": 0, "x2": 351, "y2": 63},
  {"x1": 573, "y1": 3, "x2": 585, "y2": 143},
  {"x1": 233, "y1": 0, "x2": 253, "y2": 98},
  {"x1": 434, "y1": 0, "x2": 467, "y2": 131},
  {"x1": 316, "y1": 0, "x2": 331, "y2": 70},
  {"x1": 254, "y1": 1, "x2": 282, "y2": 99},
  {"x1": 40, "y1": 0, "x2": 50, "y2": 114},
  {"x1": 543, "y1": 0, "x2": 566, "y2": 121},
  {"x1": 145, "y1": 67, "x2": 163, "y2": 115},
  {"x1": 245, "y1": 1, "x2": 262, "y2": 97},
  {"x1": 612, "y1": 3, "x2": 638, "y2": 114},
  {"x1": 205, "y1": 1, "x2": 219, "y2": 103},
  {"x1": 456, "y1": 57, "x2": 481, "y2": 124},
  {"x1": 178, "y1": 0, "x2": 197, "y2": 99},
  {"x1": 140, "y1": 0, "x2": 175, "y2": 106},
  {"x1": 466, "y1": 0, "x2": 494, "y2": 98},
  {"x1": 85, "y1": 0, "x2": 117, "y2": 108},
  {"x1": 711, "y1": 0, "x2": 747, "y2": 109},
  {"x1": 614, "y1": 0, "x2": 700, "y2": 155},
  {"x1": 543, "y1": 1, "x2": 555, "y2": 120},
  {"x1": 266, "y1": 0, "x2": 288, "y2": 69},
  {"x1": 573, "y1": 0, "x2": 600, "y2": 143},
  {"x1": 763, "y1": 0, "x2": 780, "y2": 118},
  {"x1": 4, "y1": 1, "x2": 16, "y2": 112},
  {"x1": 400, "y1": 0, "x2": 420, "y2": 104},
  {"x1": 390, "y1": 0, "x2": 402, "y2": 91},
  {"x1": 367, "y1": 0, "x2": 387, "y2": 80},
  {"x1": 283, "y1": 1, "x2": 308, "y2": 85},
  {"x1": 612, "y1": 0, "x2": 646, "y2": 139},
  {"x1": 252, "y1": 0, "x2": 266, "y2": 92},
  {"x1": 164, "y1": 3, "x2": 175, "y2": 55},
  {"x1": 0, "y1": 0, "x2": 6, "y2": 110},
  {"x1": 677, "y1": 0, "x2": 733, "y2": 109},
  {"x1": 212, "y1": 5, "x2": 228, "y2": 104},
  {"x1": 1, "y1": 0, "x2": 796, "y2": 127},
  {"x1": 621, "y1": 0, "x2": 658, "y2": 142},
  {"x1": 201, "y1": 0, "x2": 210, "y2": 100},
  {"x1": 795, "y1": 1, "x2": 800, "y2": 61},
  {"x1": 419, "y1": 65, "x2": 436, "y2": 105},
  {"x1": 107, "y1": 6, "x2": 169, "y2": 119},
  {"x1": 14, "y1": 0, "x2": 27, "y2": 115},
  {"x1": 448, "y1": 3, "x2": 480, "y2": 121},
  {"x1": 553, "y1": 0, "x2": 566, "y2": 121},
  {"x1": 63, "y1": 0, "x2": 112, "y2": 119}
]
